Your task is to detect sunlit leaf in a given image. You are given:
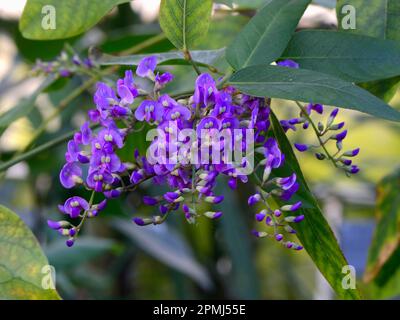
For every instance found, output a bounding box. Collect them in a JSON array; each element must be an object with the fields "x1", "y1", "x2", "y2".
[
  {"x1": 19, "y1": 0, "x2": 130, "y2": 40},
  {"x1": 159, "y1": 0, "x2": 213, "y2": 50},
  {"x1": 0, "y1": 205, "x2": 61, "y2": 299}
]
